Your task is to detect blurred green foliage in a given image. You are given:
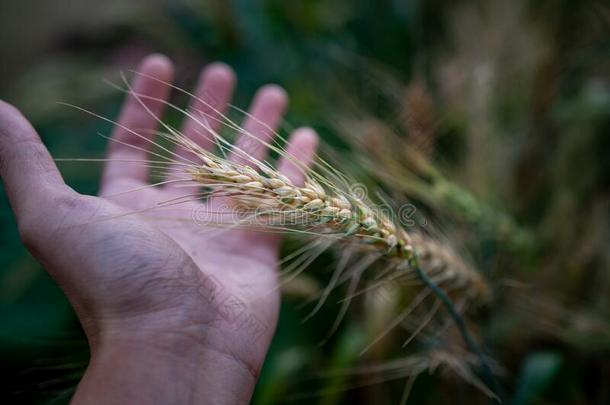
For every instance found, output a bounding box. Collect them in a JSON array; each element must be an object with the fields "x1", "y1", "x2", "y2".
[{"x1": 1, "y1": 0, "x2": 609, "y2": 404}]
